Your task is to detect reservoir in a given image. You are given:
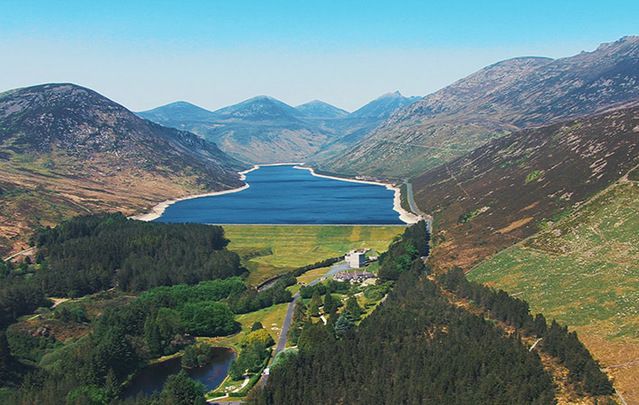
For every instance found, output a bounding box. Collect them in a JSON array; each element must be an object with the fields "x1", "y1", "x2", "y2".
[{"x1": 156, "y1": 165, "x2": 404, "y2": 225}]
